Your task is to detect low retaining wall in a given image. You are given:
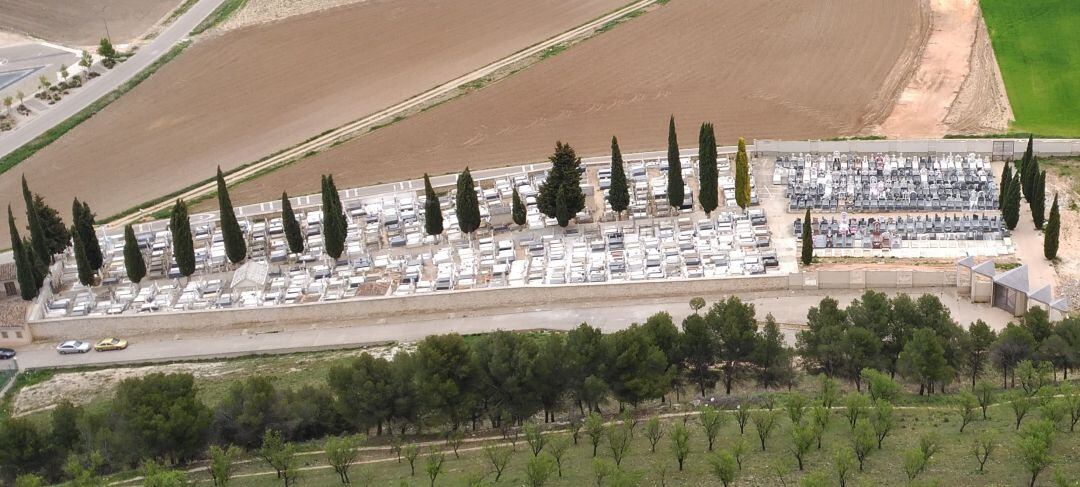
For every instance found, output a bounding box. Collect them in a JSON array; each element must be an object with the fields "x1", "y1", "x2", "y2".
[
  {"x1": 29, "y1": 268, "x2": 958, "y2": 341},
  {"x1": 29, "y1": 275, "x2": 789, "y2": 341}
]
